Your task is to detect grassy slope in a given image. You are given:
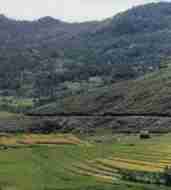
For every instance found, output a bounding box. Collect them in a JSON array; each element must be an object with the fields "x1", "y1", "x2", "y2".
[
  {"x1": 0, "y1": 96, "x2": 33, "y2": 113},
  {"x1": 0, "y1": 133, "x2": 171, "y2": 189},
  {"x1": 32, "y1": 66, "x2": 171, "y2": 115},
  {"x1": 0, "y1": 111, "x2": 33, "y2": 132}
]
